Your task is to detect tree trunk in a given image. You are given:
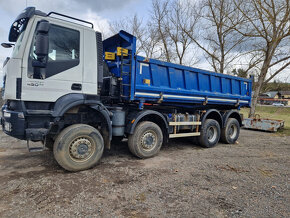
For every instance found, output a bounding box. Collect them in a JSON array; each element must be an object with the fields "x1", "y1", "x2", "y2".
[
  {"x1": 248, "y1": 63, "x2": 269, "y2": 117},
  {"x1": 249, "y1": 85, "x2": 259, "y2": 117},
  {"x1": 220, "y1": 54, "x2": 225, "y2": 74}
]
